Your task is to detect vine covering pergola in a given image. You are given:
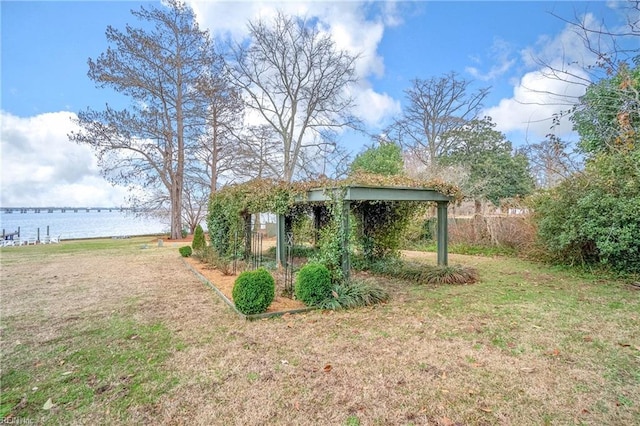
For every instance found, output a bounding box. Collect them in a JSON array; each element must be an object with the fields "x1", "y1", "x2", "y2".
[
  {"x1": 276, "y1": 184, "x2": 453, "y2": 278},
  {"x1": 207, "y1": 173, "x2": 461, "y2": 280},
  {"x1": 207, "y1": 172, "x2": 462, "y2": 280}
]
